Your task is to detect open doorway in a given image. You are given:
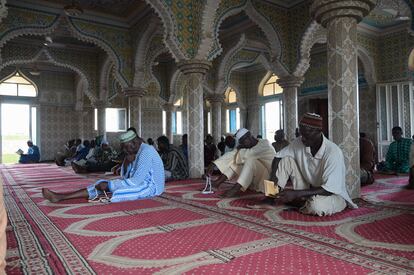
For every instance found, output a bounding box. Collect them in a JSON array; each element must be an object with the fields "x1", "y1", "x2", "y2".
[{"x1": 1, "y1": 103, "x2": 37, "y2": 164}]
